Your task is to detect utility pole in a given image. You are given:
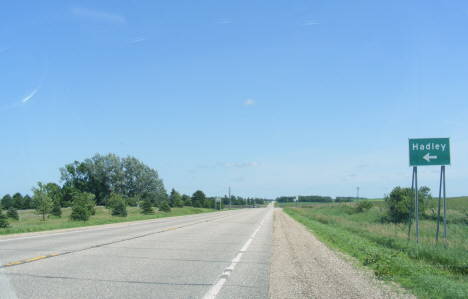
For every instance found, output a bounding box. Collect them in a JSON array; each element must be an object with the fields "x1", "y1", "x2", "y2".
[
  {"x1": 357, "y1": 187, "x2": 359, "y2": 203},
  {"x1": 229, "y1": 187, "x2": 231, "y2": 210}
]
